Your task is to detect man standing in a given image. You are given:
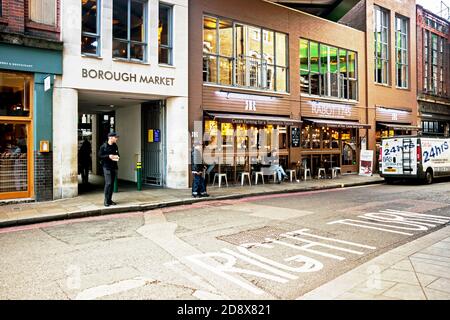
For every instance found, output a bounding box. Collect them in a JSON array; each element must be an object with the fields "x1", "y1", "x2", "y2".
[
  {"x1": 191, "y1": 141, "x2": 209, "y2": 198},
  {"x1": 99, "y1": 132, "x2": 120, "y2": 206}
]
